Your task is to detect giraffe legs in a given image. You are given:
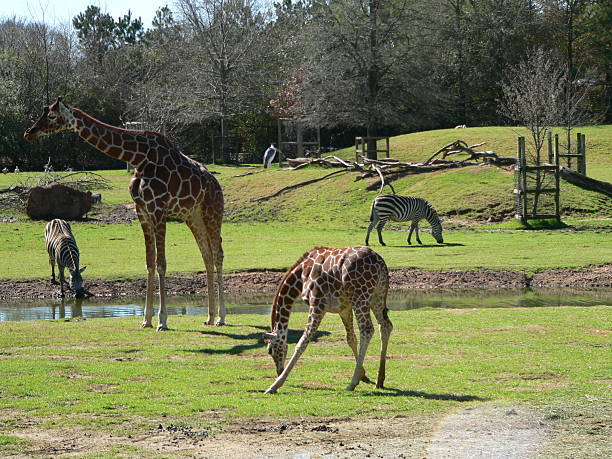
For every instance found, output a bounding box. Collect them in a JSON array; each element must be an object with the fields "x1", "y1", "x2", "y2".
[
  {"x1": 136, "y1": 206, "x2": 158, "y2": 329},
  {"x1": 346, "y1": 302, "x2": 375, "y2": 391},
  {"x1": 265, "y1": 301, "x2": 325, "y2": 394},
  {"x1": 153, "y1": 218, "x2": 169, "y2": 331},
  {"x1": 214, "y1": 241, "x2": 225, "y2": 326},
  {"x1": 187, "y1": 215, "x2": 226, "y2": 326},
  {"x1": 339, "y1": 308, "x2": 370, "y2": 383},
  {"x1": 372, "y1": 302, "x2": 393, "y2": 389}
]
